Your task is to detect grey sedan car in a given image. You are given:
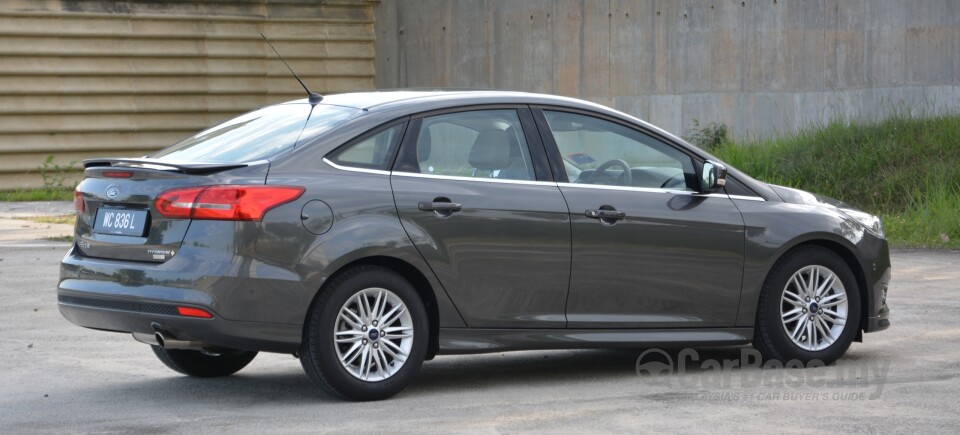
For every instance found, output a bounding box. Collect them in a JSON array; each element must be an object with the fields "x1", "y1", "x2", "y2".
[{"x1": 59, "y1": 91, "x2": 890, "y2": 400}]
